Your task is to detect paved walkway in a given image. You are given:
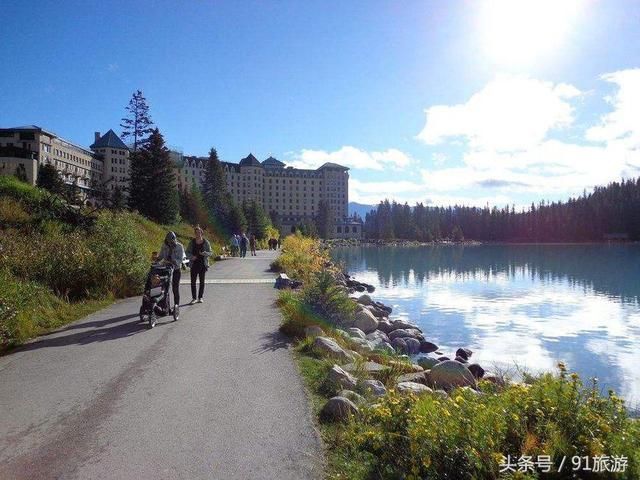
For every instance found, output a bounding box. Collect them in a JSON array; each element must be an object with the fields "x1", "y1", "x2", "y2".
[{"x1": 0, "y1": 250, "x2": 323, "y2": 480}]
